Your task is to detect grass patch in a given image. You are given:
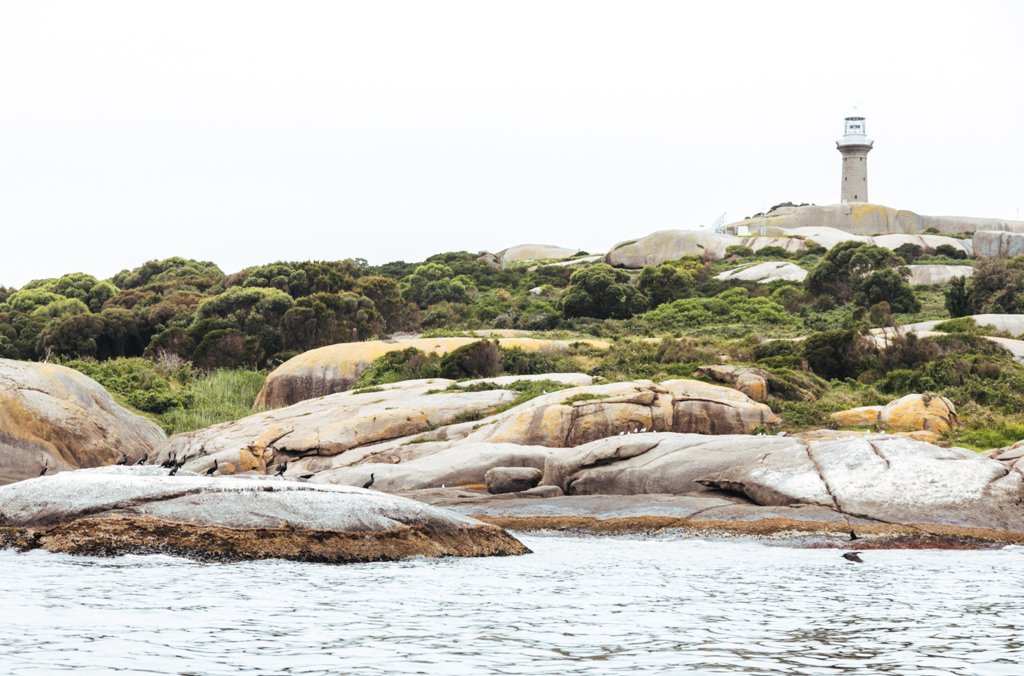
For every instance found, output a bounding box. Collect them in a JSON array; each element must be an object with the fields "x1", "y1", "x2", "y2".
[{"x1": 157, "y1": 369, "x2": 267, "y2": 435}]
